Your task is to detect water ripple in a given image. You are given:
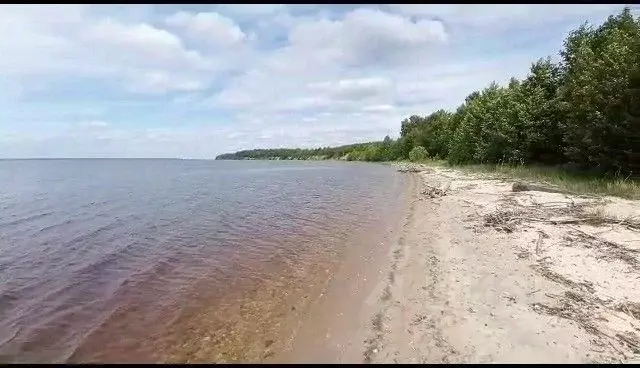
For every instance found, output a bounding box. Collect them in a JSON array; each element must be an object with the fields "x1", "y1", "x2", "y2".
[{"x1": 0, "y1": 159, "x2": 405, "y2": 362}]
